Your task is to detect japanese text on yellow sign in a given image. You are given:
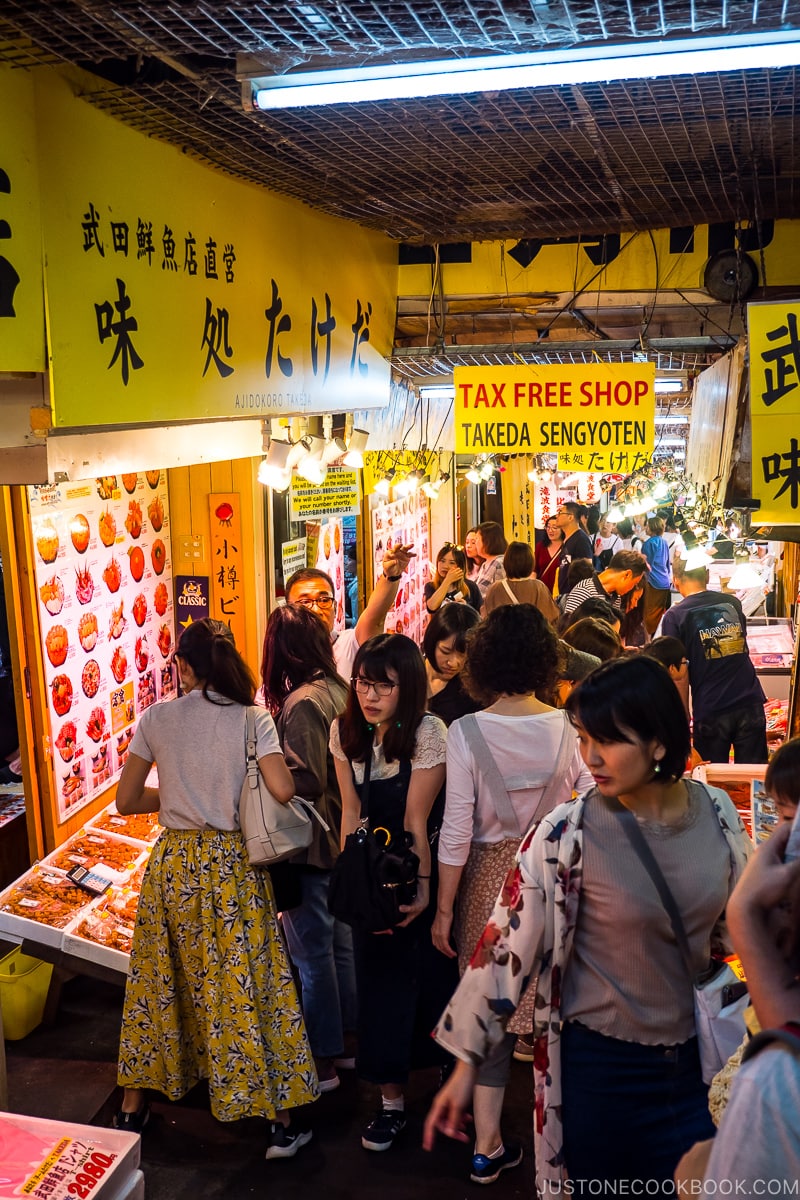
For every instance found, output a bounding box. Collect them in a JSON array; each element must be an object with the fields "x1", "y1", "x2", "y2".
[
  {"x1": 21, "y1": 70, "x2": 395, "y2": 427},
  {"x1": 208, "y1": 493, "x2": 246, "y2": 651},
  {"x1": 749, "y1": 300, "x2": 800, "y2": 521},
  {"x1": 0, "y1": 68, "x2": 45, "y2": 372},
  {"x1": 289, "y1": 468, "x2": 361, "y2": 521},
  {"x1": 453, "y1": 364, "x2": 655, "y2": 470}
]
